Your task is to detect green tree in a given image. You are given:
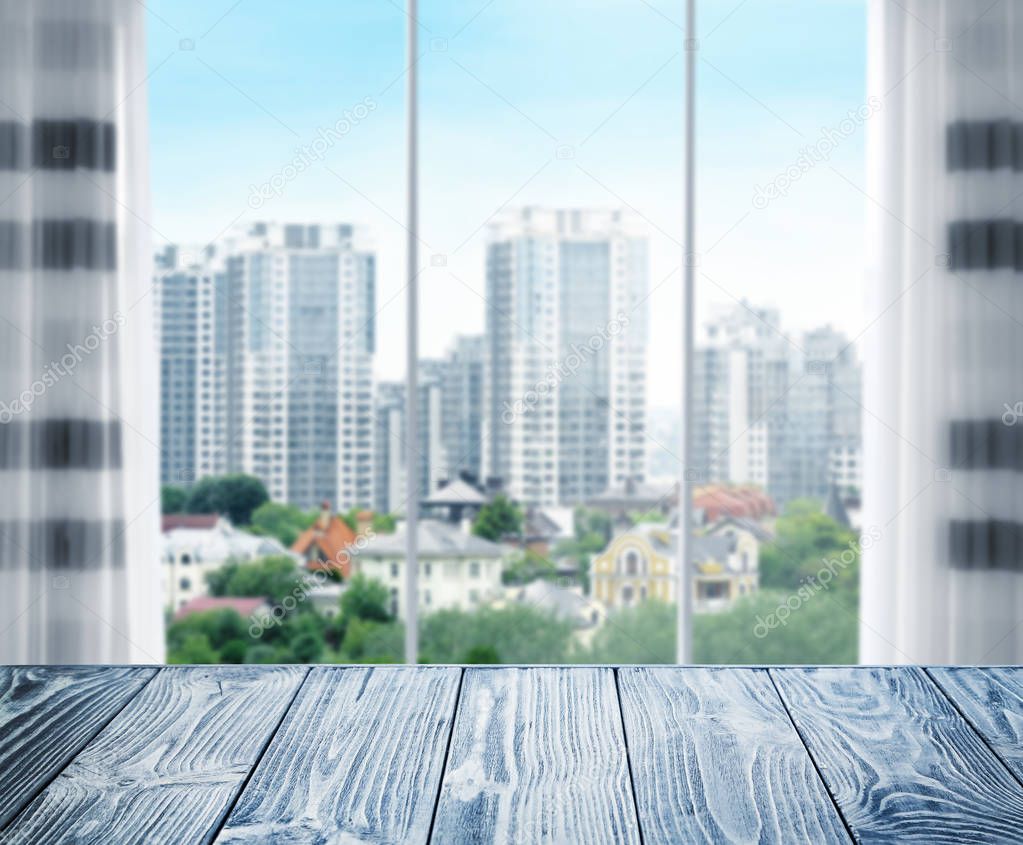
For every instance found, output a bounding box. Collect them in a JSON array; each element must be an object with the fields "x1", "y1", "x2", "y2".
[
  {"x1": 472, "y1": 495, "x2": 523, "y2": 541},
  {"x1": 339, "y1": 574, "x2": 392, "y2": 623},
  {"x1": 244, "y1": 644, "x2": 279, "y2": 664},
  {"x1": 463, "y1": 644, "x2": 501, "y2": 664},
  {"x1": 693, "y1": 590, "x2": 857, "y2": 664},
  {"x1": 249, "y1": 502, "x2": 316, "y2": 547},
  {"x1": 168, "y1": 633, "x2": 218, "y2": 664},
  {"x1": 184, "y1": 474, "x2": 269, "y2": 526},
  {"x1": 420, "y1": 605, "x2": 574, "y2": 663},
  {"x1": 166, "y1": 608, "x2": 252, "y2": 664},
  {"x1": 372, "y1": 512, "x2": 397, "y2": 534},
  {"x1": 205, "y1": 555, "x2": 307, "y2": 607},
  {"x1": 339, "y1": 509, "x2": 396, "y2": 534},
  {"x1": 161, "y1": 485, "x2": 187, "y2": 514},
  {"x1": 502, "y1": 550, "x2": 557, "y2": 586},
  {"x1": 588, "y1": 587, "x2": 858, "y2": 665},
  {"x1": 337, "y1": 617, "x2": 405, "y2": 663},
  {"x1": 758, "y1": 499, "x2": 859, "y2": 595},
  {"x1": 588, "y1": 601, "x2": 677, "y2": 664}
]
